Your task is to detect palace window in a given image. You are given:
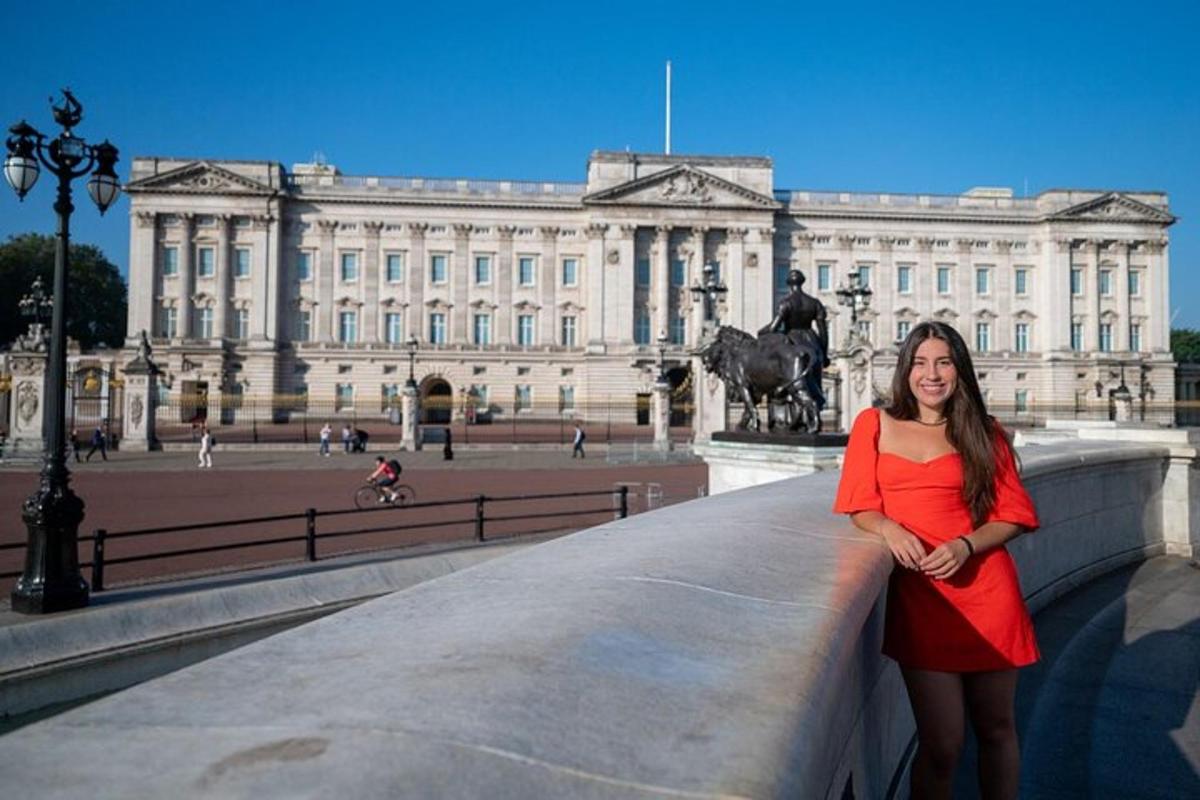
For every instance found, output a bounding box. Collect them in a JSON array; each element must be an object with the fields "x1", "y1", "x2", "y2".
[
  {"x1": 1130, "y1": 323, "x2": 1142, "y2": 352},
  {"x1": 562, "y1": 258, "x2": 579, "y2": 287},
  {"x1": 386, "y1": 253, "x2": 405, "y2": 283},
  {"x1": 430, "y1": 254, "x2": 448, "y2": 284},
  {"x1": 774, "y1": 263, "x2": 790, "y2": 301},
  {"x1": 381, "y1": 383, "x2": 400, "y2": 412},
  {"x1": 196, "y1": 307, "x2": 214, "y2": 338},
  {"x1": 234, "y1": 248, "x2": 251, "y2": 278},
  {"x1": 1015, "y1": 390, "x2": 1029, "y2": 414},
  {"x1": 514, "y1": 384, "x2": 532, "y2": 412},
  {"x1": 161, "y1": 306, "x2": 177, "y2": 338},
  {"x1": 1070, "y1": 268, "x2": 1083, "y2": 296},
  {"x1": 470, "y1": 384, "x2": 489, "y2": 408},
  {"x1": 429, "y1": 312, "x2": 447, "y2": 344},
  {"x1": 518, "y1": 256, "x2": 536, "y2": 286},
  {"x1": 340, "y1": 252, "x2": 358, "y2": 282},
  {"x1": 474, "y1": 255, "x2": 491, "y2": 285},
  {"x1": 975, "y1": 267, "x2": 990, "y2": 295},
  {"x1": 897, "y1": 265, "x2": 912, "y2": 294},
  {"x1": 817, "y1": 264, "x2": 832, "y2": 292},
  {"x1": 1129, "y1": 270, "x2": 1142, "y2": 296},
  {"x1": 1015, "y1": 323, "x2": 1030, "y2": 353},
  {"x1": 1014, "y1": 268, "x2": 1028, "y2": 296},
  {"x1": 339, "y1": 311, "x2": 357, "y2": 343},
  {"x1": 937, "y1": 266, "x2": 951, "y2": 294},
  {"x1": 517, "y1": 314, "x2": 534, "y2": 346},
  {"x1": 385, "y1": 312, "x2": 403, "y2": 344},
  {"x1": 1099, "y1": 269, "x2": 1113, "y2": 296},
  {"x1": 634, "y1": 310, "x2": 651, "y2": 345},
  {"x1": 559, "y1": 385, "x2": 575, "y2": 412},
  {"x1": 561, "y1": 315, "x2": 577, "y2": 347},
  {"x1": 296, "y1": 251, "x2": 313, "y2": 281},
  {"x1": 1099, "y1": 323, "x2": 1113, "y2": 353},
  {"x1": 896, "y1": 320, "x2": 912, "y2": 342},
  {"x1": 636, "y1": 258, "x2": 651, "y2": 287},
  {"x1": 669, "y1": 312, "x2": 686, "y2": 345},
  {"x1": 296, "y1": 310, "x2": 311, "y2": 342},
  {"x1": 161, "y1": 246, "x2": 178, "y2": 277},
  {"x1": 235, "y1": 309, "x2": 250, "y2": 340},
  {"x1": 335, "y1": 383, "x2": 354, "y2": 411},
  {"x1": 197, "y1": 247, "x2": 215, "y2": 277},
  {"x1": 670, "y1": 259, "x2": 686, "y2": 287},
  {"x1": 975, "y1": 322, "x2": 991, "y2": 352},
  {"x1": 1071, "y1": 322, "x2": 1084, "y2": 352},
  {"x1": 473, "y1": 313, "x2": 491, "y2": 346},
  {"x1": 857, "y1": 264, "x2": 872, "y2": 289}
]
